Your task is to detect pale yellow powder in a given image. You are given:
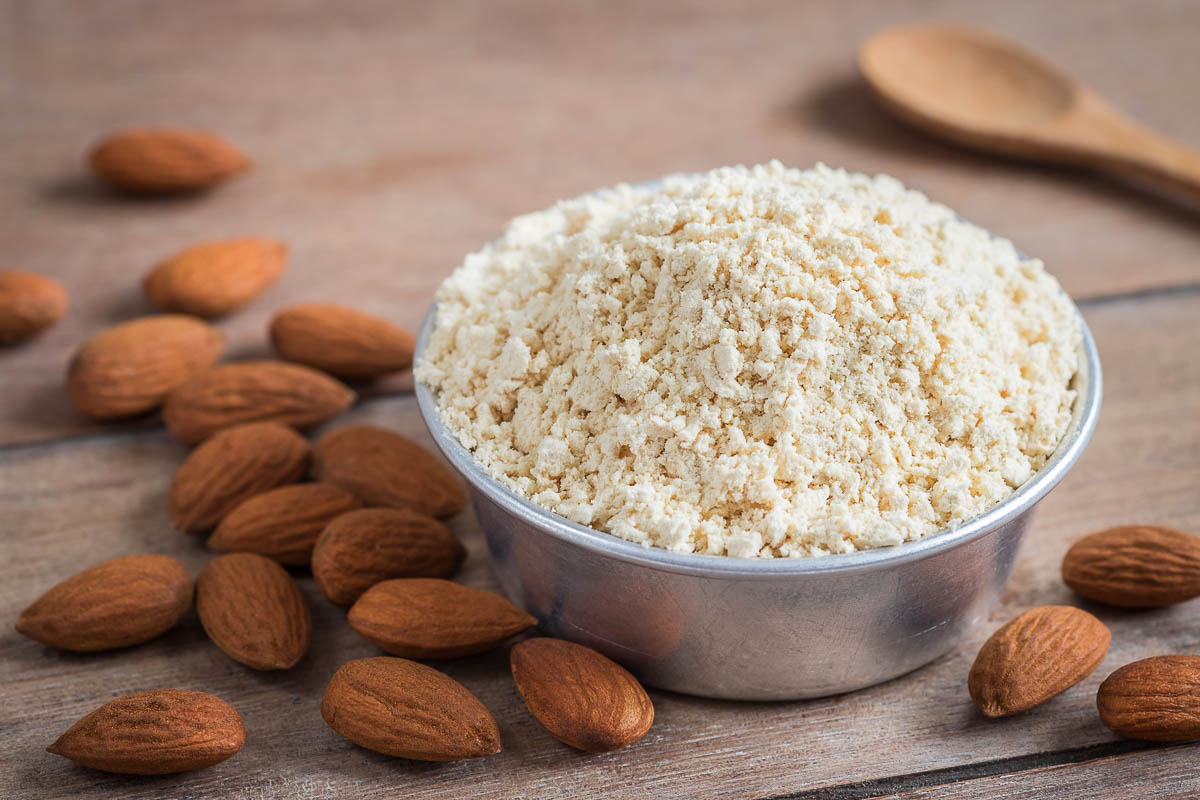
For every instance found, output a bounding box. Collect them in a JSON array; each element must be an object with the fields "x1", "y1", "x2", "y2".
[{"x1": 417, "y1": 162, "x2": 1080, "y2": 557}]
